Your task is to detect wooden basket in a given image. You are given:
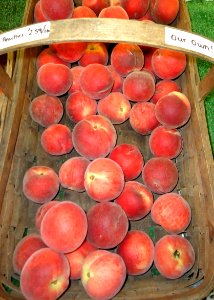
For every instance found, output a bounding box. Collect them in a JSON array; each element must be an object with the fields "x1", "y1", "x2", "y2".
[{"x1": 0, "y1": 0, "x2": 214, "y2": 299}]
